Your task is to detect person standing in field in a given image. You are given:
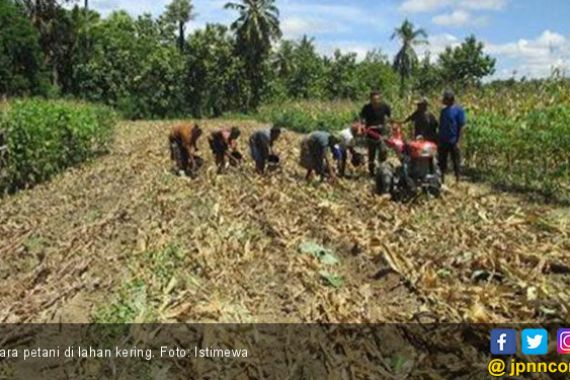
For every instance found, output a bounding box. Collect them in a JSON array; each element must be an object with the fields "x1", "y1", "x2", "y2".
[
  {"x1": 169, "y1": 123, "x2": 203, "y2": 176},
  {"x1": 360, "y1": 91, "x2": 392, "y2": 177},
  {"x1": 299, "y1": 130, "x2": 340, "y2": 183},
  {"x1": 335, "y1": 122, "x2": 366, "y2": 177},
  {"x1": 208, "y1": 126, "x2": 241, "y2": 173},
  {"x1": 438, "y1": 90, "x2": 466, "y2": 183},
  {"x1": 249, "y1": 126, "x2": 282, "y2": 175},
  {"x1": 402, "y1": 98, "x2": 439, "y2": 143}
]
